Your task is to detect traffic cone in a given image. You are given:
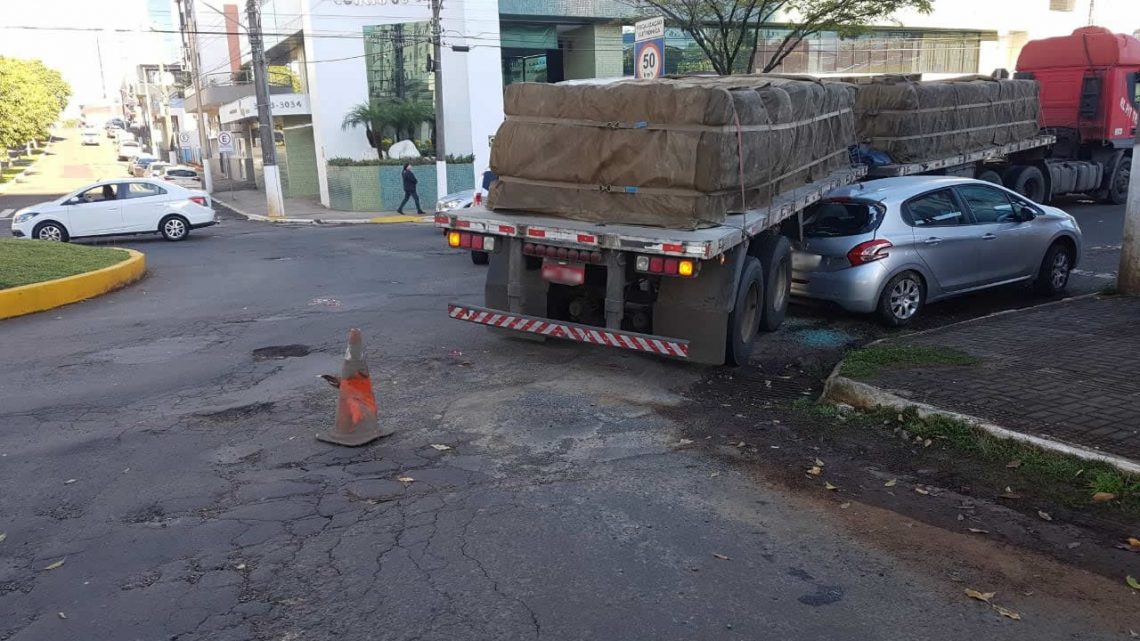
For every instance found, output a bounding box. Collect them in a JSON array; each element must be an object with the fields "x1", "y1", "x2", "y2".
[{"x1": 317, "y1": 328, "x2": 393, "y2": 446}]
